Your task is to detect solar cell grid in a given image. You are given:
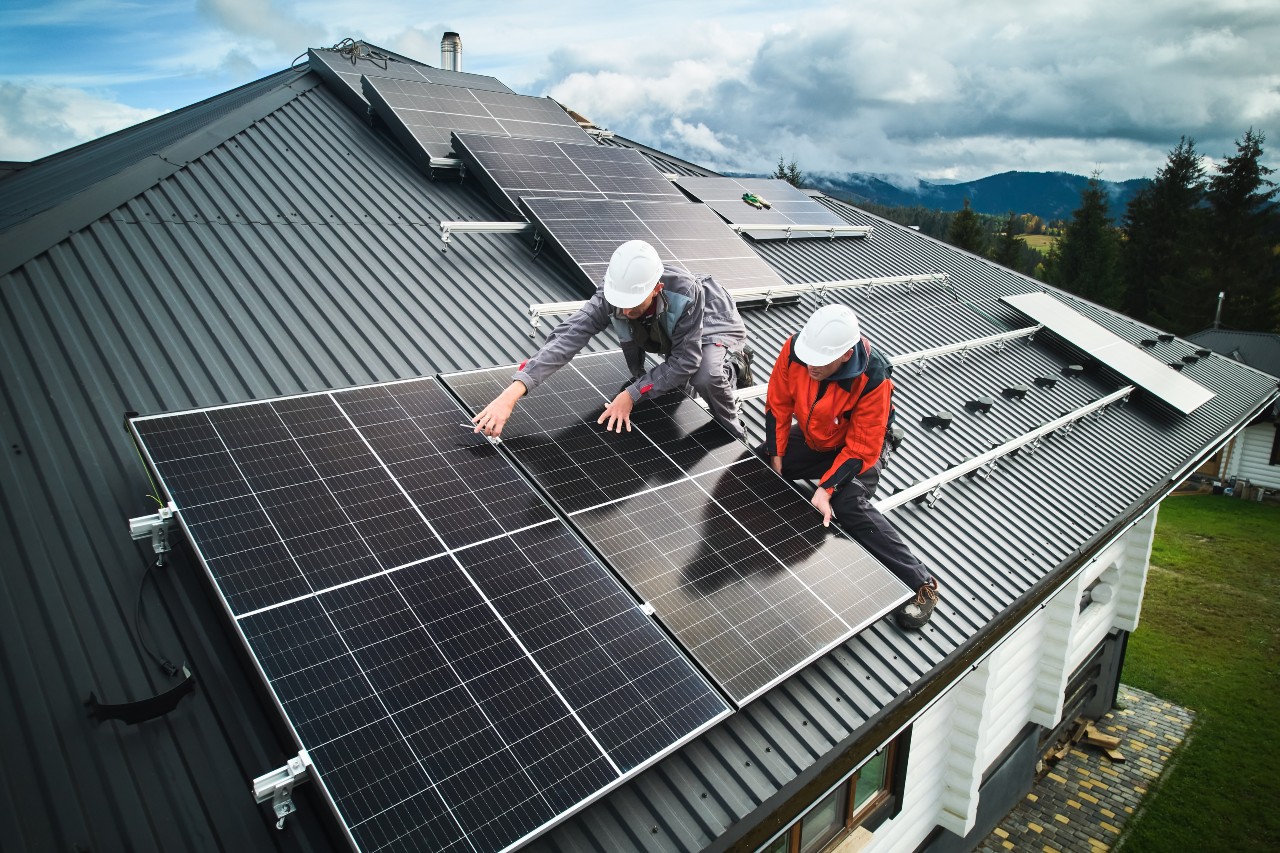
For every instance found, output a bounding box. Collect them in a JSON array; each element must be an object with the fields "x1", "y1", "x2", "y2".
[
  {"x1": 521, "y1": 197, "x2": 789, "y2": 293},
  {"x1": 130, "y1": 376, "x2": 730, "y2": 852},
  {"x1": 364, "y1": 76, "x2": 592, "y2": 161},
  {"x1": 675, "y1": 176, "x2": 853, "y2": 240},
  {"x1": 442, "y1": 353, "x2": 910, "y2": 704}
]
